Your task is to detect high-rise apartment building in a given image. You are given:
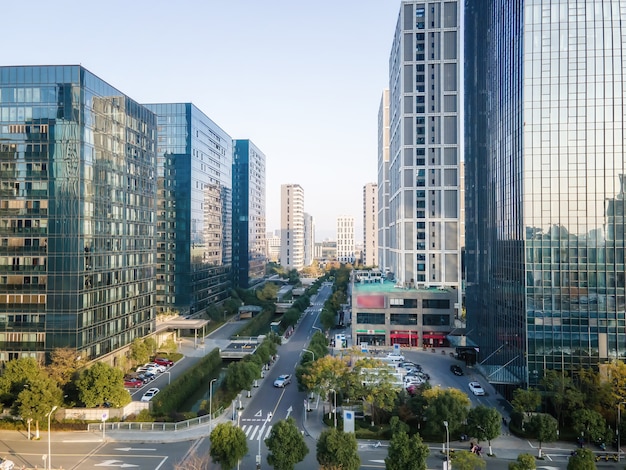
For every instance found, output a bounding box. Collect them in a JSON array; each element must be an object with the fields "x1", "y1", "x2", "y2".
[
  {"x1": 387, "y1": 1, "x2": 462, "y2": 311},
  {"x1": 144, "y1": 103, "x2": 232, "y2": 316},
  {"x1": 336, "y1": 216, "x2": 355, "y2": 264},
  {"x1": 266, "y1": 230, "x2": 280, "y2": 263},
  {"x1": 304, "y1": 212, "x2": 315, "y2": 267},
  {"x1": 233, "y1": 139, "x2": 266, "y2": 288},
  {"x1": 280, "y1": 184, "x2": 304, "y2": 270},
  {"x1": 465, "y1": 0, "x2": 626, "y2": 389},
  {"x1": 0, "y1": 65, "x2": 157, "y2": 361},
  {"x1": 378, "y1": 89, "x2": 391, "y2": 272},
  {"x1": 363, "y1": 183, "x2": 378, "y2": 267}
]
